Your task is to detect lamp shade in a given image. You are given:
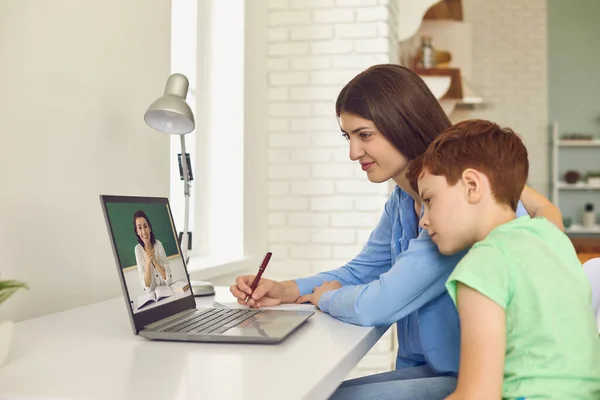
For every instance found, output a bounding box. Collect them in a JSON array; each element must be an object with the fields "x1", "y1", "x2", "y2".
[{"x1": 144, "y1": 73, "x2": 195, "y2": 135}]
